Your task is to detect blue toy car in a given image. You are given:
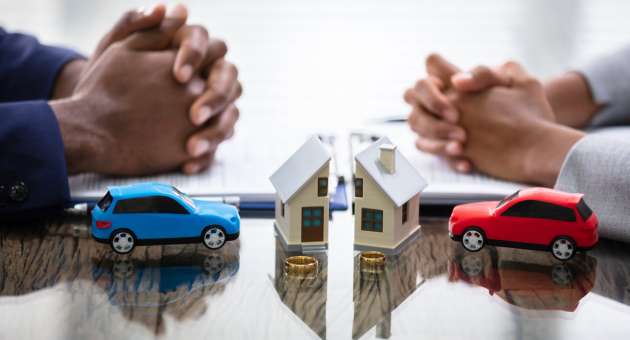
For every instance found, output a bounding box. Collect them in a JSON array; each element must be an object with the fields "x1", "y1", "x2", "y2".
[{"x1": 91, "y1": 182, "x2": 240, "y2": 254}]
